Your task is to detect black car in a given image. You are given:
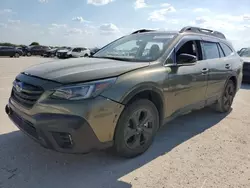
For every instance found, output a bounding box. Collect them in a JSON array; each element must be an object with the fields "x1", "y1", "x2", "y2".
[
  {"x1": 29, "y1": 45, "x2": 50, "y2": 56},
  {"x1": 0, "y1": 46, "x2": 23, "y2": 58},
  {"x1": 17, "y1": 46, "x2": 31, "y2": 56},
  {"x1": 43, "y1": 48, "x2": 58, "y2": 57},
  {"x1": 239, "y1": 48, "x2": 250, "y2": 82}
]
